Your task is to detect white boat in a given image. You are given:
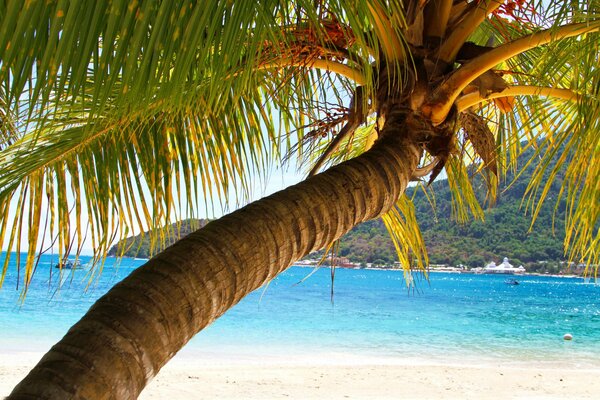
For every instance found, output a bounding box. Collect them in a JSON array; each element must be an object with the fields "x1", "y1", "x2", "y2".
[{"x1": 481, "y1": 257, "x2": 526, "y2": 275}]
